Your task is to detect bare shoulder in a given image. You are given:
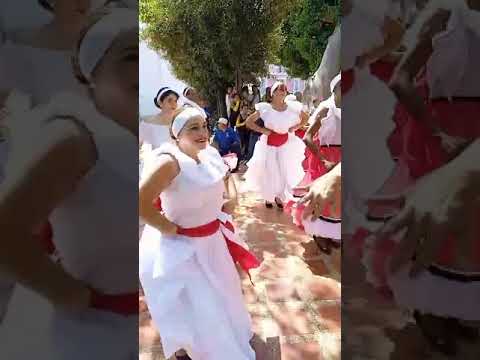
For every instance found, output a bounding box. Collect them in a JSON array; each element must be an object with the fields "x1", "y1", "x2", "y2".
[{"x1": 141, "y1": 151, "x2": 180, "y2": 184}]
